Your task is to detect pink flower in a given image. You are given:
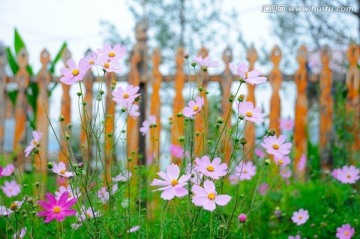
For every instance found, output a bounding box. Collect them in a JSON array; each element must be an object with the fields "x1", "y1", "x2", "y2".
[
  {"x1": 261, "y1": 135, "x2": 292, "y2": 158},
  {"x1": 195, "y1": 155, "x2": 227, "y2": 180},
  {"x1": 298, "y1": 154, "x2": 306, "y2": 171},
  {"x1": 24, "y1": 130, "x2": 42, "y2": 157},
  {"x1": 97, "y1": 57, "x2": 121, "y2": 73},
  {"x1": 258, "y1": 183, "x2": 269, "y2": 195},
  {"x1": 112, "y1": 170, "x2": 132, "y2": 182},
  {"x1": 124, "y1": 104, "x2": 140, "y2": 118},
  {"x1": 97, "y1": 44, "x2": 126, "y2": 61},
  {"x1": 336, "y1": 224, "x2": 355, "y2": 239},
  {"x1": 79, "y1": 206, "x2": 101, "y2": 221},
  {"x1": 237, "y1": 101, "x2": 265, "y2": 123},
  {"x1": 1, "y1": 180, "x2": 21, "y2": 197},
  {"x1": 170, "y1": 144, "x2": 184, "y2": 158},
  {"x1": 128, "y1": 225, "x2": 140, "y2": 233},
  {"x1": 60, "y1": 59, "x2": 89, "y2": 85},
  {"x1": 255, "y1": 148, "x2": 265, "y2": 158},
  {"x1": 183, "y1": 96, "x2": 204, "y2": 118},
  {"x1": 112, "y1": 85, "x2": 140, "y2": 105},
  {"x1": 140, "y1": 115, "x2": 156, "y2": 136},
  {"x1": 280, "y1": 166, "x2": 292, "y2": 179},
  {"x1": 1, "y1": 164, "x2": 14, "y2": 176},
  {"x1": 9, "y1": 200, "x2": 23, "y2": 211},
  {"x1": 274, "y1": 156, "x2": 291, "y2": 167},
  {"x1": 186, "y1": 166, "x2": 203, "y2": 185},
  {"x1": 291, "y1": 209, "x2": 309, "y2": 226},
  {"x1": 150, "y1": 164, "x2": 190, "y2": 200},
  {"x1": 84, "y1": 51, "x2": 98, "y2": 67},
  {"x1": 238, "y1": 213, "x2": 247, "y2": 223},
  {"x1": 334, "y1": 166, "x2": 360, "y2": 184},
  {"x1": 97, "y1": 187, "x2": 109, "y2": 204},
  {"x1": 288, "y1": 235, "x2": 301, "y2": 239},
  {"x1": 13, "y1": 227, "x2": 26, "y2": 239},
  {"x1": 229, "y1": 161, "x2": 257, "y2": 184},
  {"x1": 193, "y1": 56, "x2": 220, "y2": 69},
  {"x1": 55, "y1": 185, "x2": 80, "y2": 201},
  {"x1": 0, "y1": 167, "x2": 2, "y2": 178},
  {"x1": 0, "y1": 206, "x2": 12, "y2": 216},
  {"x1": 191, "y1": 180, "x2": 231, "y2": 211},
  {"x1": 52, "y1": 162, "x2": 73, "y2": 178},
  {"x1": 229, "y1": 62, "x2": 267, "y2": 85},
  {"x1": 279, "y1": 118, "x2": 295, "y2": 131},
  {"x1": 37, "y1": 191, "x2": 77, "y2": 223}
]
